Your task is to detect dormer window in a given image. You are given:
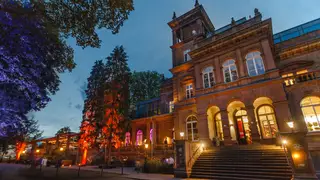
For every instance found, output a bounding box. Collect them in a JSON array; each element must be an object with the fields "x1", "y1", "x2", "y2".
[{"x1": 184, "y1": 49, "x2": 191, "y2": 62}]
